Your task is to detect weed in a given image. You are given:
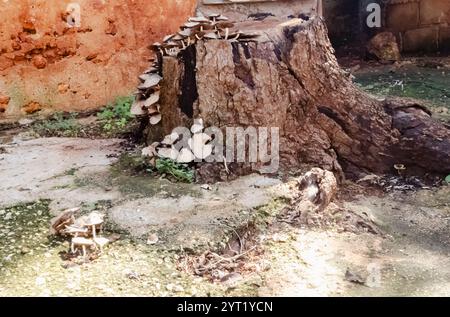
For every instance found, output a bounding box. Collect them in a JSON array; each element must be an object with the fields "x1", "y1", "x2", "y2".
[
  {"x1": 32, "y1": 112, "x2": 82, "y2": 137},
  {"x1": 155, "y1": 158, "x2": 194, "y2": 183},
  {"x1": 97, "y1": 96, "x2": 134, "y2": 133}
]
